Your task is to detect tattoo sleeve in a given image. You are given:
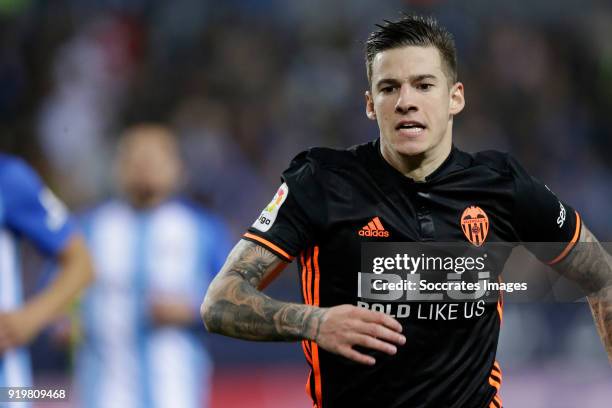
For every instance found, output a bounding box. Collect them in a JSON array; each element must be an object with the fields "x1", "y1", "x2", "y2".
[
  {"x1": 553, "y1": 224, "x2": 612, "y2": 364},
  {"x1": 201, "y1": 240, "x2": 327, "y2": 341}
]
